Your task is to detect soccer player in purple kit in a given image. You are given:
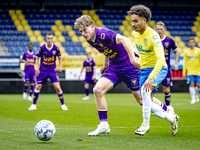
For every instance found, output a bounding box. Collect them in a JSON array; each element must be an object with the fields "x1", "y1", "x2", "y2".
[
  {"x1": 156, "y1": 21, "x2": 179, "y2": 106},
  {"x1": 78, "y1": 52, "x2": 97, "y2": 100},
  {"x1": 28, "y1": 32, "x2": 68, "y2": 110},
  {"x1": 74, "y1": 15, "x2": 175, "y2": 136},
  {"x1": 21, "y1": 43, "x2": 36, "y2": 101}
]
